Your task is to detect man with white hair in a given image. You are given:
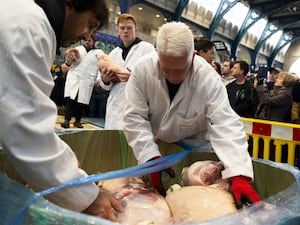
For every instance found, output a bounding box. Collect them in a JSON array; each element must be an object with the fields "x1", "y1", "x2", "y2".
[{"x1": 123, "y1": 22, "x2": 261, "y2": 208}]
